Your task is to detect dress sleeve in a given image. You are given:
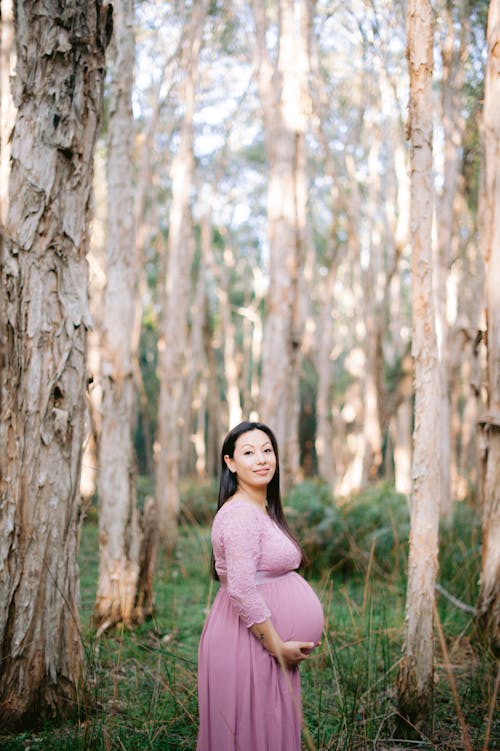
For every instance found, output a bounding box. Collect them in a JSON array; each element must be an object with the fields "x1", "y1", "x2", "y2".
[{"x1": 220, "y1": 504, "x2": 271, "y2": 628}]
